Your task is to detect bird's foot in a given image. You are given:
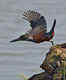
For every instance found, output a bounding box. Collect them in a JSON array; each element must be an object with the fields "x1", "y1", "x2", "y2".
[{"x1": 50, "y1": 41, "x2": 54, "y2": 45}]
